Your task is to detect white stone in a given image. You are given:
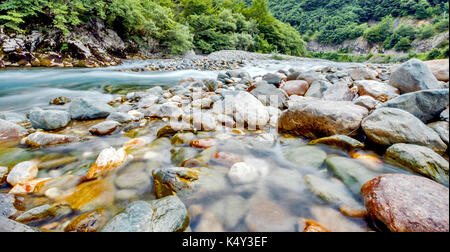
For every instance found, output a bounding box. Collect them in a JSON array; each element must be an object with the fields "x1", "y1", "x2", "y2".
[{"x1": 6, "y1": 161, "x2": 38, "y2": 186}]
